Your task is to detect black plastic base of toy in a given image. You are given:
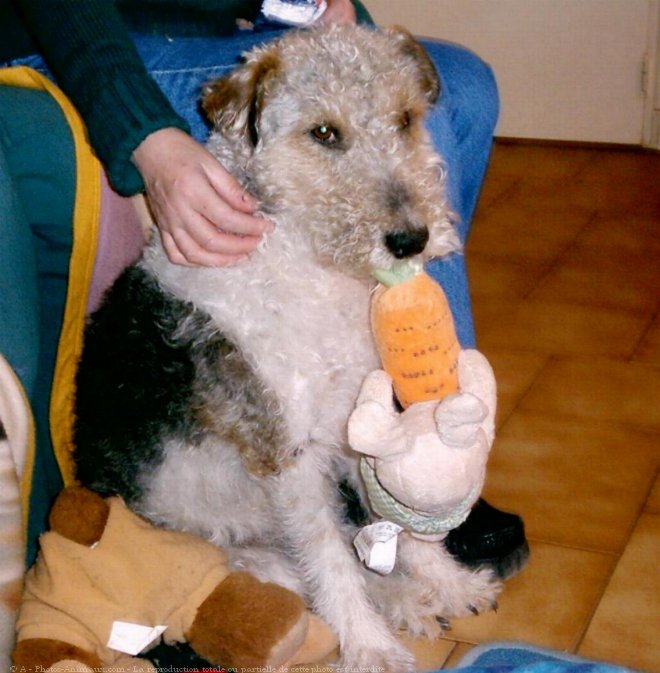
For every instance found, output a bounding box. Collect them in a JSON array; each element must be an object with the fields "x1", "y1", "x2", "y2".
[{"x1": 444, "y1": 499, "x2": 530, "y2": 580}]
